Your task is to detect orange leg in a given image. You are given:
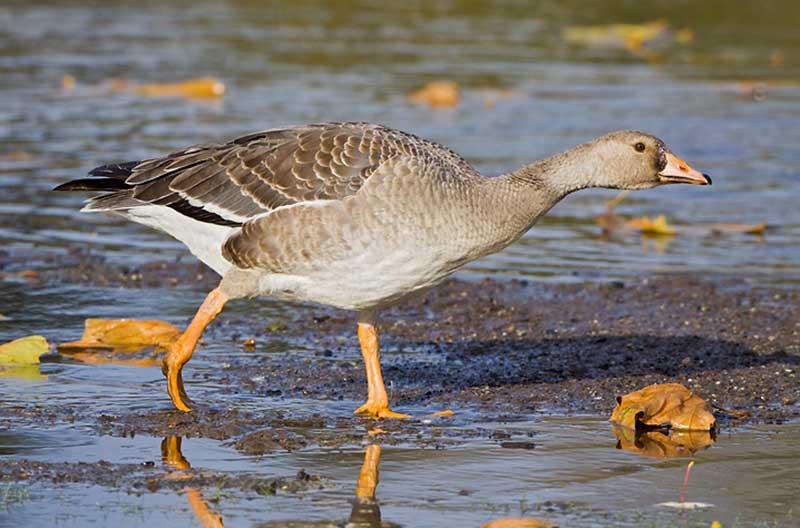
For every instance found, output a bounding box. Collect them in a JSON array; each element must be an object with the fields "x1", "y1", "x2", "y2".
[
  {"x1": 353, "y1": 323, "x2": 410, "y2": 419},
  {"x1": 162, "y1": 288, "x2": 228, "y2": 412}
]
